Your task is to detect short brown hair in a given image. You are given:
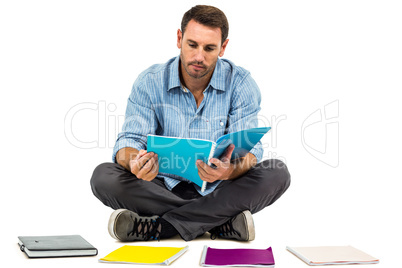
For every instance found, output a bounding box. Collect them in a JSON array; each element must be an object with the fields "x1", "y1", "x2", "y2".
[{"x1": 181, "y1": 5, "x2": 229, "y2": 45}]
